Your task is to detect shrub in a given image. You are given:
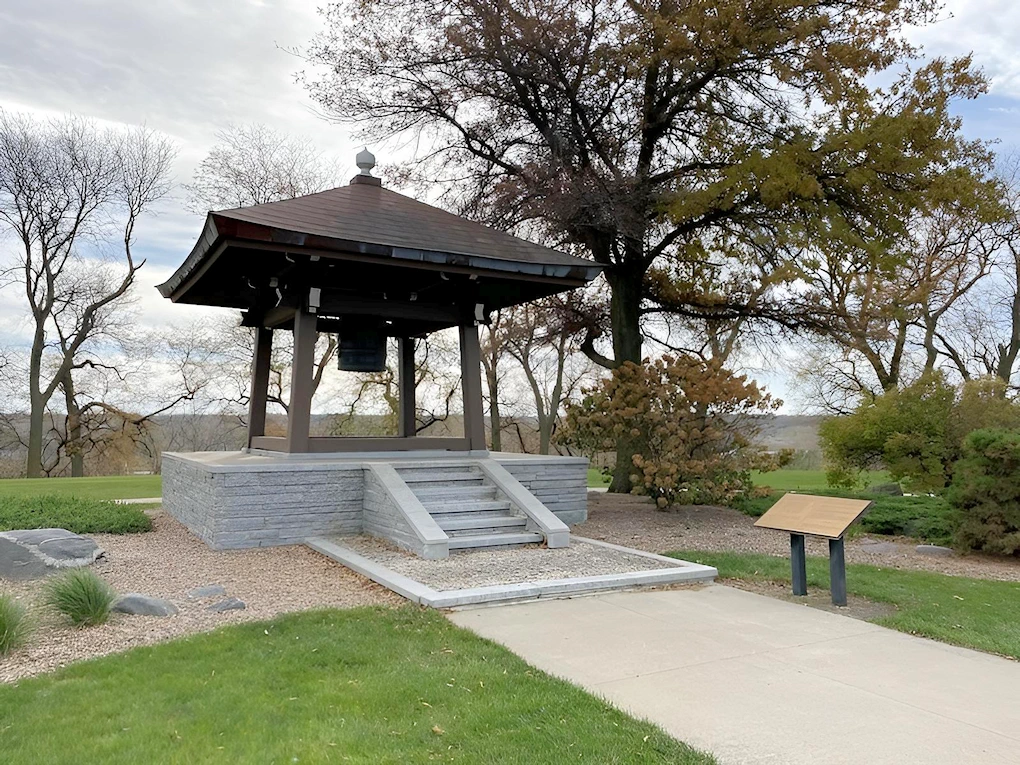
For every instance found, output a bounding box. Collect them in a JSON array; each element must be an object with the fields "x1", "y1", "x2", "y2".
[
  {"x1": 45, "y1": 569, "x2": 117, "y2": 627},
  {"x1": 820, "y1": 375, "x2": 1020, "y2": 493},
  {"x1": 948, "y1": 429, "x2": 1020, "y2": 555},
  {"x1": 561, "y1": 356, "x2": 784, "y2": 508},
  {"x1": 0, "y1": 594, "x2": 32, "y2": 655},
  {"x1": 858, "y1": 495, "x2": 954, "y2": 545},
  {"x1": 0, "y1": 495, "x2": 151, "y2": 534}
]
